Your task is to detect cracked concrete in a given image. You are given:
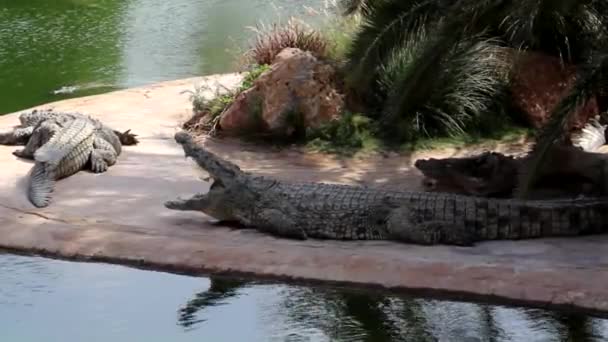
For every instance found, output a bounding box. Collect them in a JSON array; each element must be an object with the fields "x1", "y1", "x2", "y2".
[{"x1": 0, "y1": 73, "x2": 607, "y2": 317}]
